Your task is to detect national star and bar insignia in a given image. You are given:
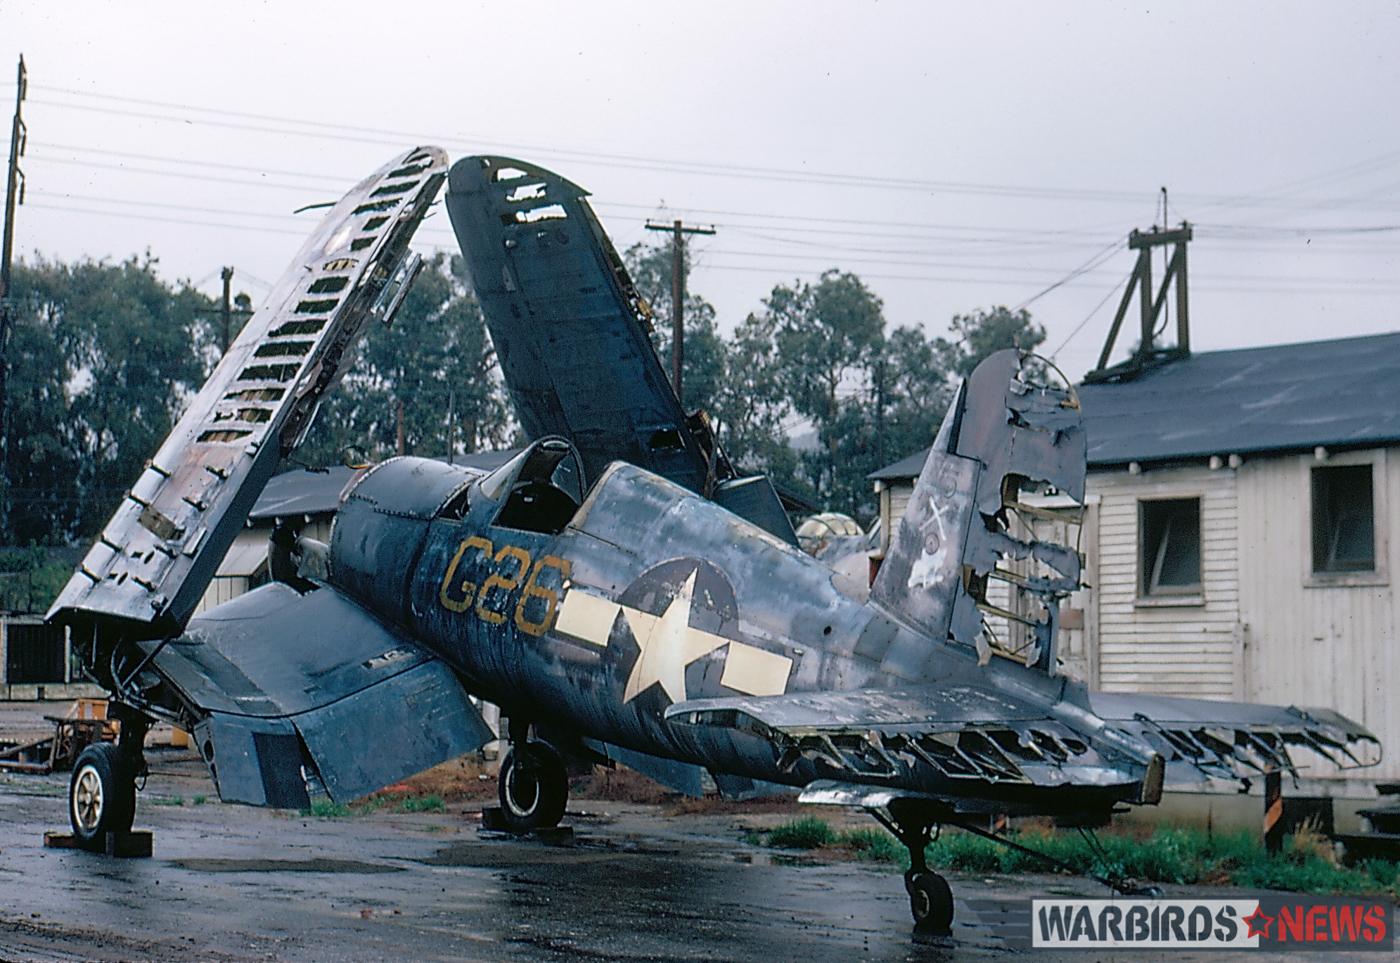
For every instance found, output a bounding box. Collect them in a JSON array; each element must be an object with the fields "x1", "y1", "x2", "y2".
[{"x1": 552, "y1": 560, "x2": 793, "y2": 703}]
